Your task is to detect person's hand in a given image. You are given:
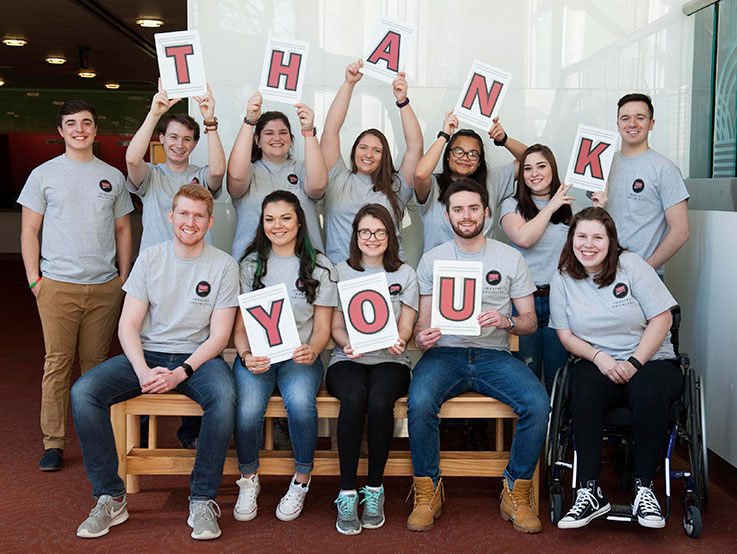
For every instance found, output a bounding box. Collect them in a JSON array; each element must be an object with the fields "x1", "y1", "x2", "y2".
[
  {"x1": 140, "y1": 366, "x2": 184, "y2": 394},
  {"x1": 342, "y1": 344, "x2": 362, "y2": 360},
  {"x1": 30, "y1": 278, "x2": 42, "y2": 297},
  {"x1": 345, "y1": 59, "x2": 364, "y2": 85},
  {"x1": 477, "y1": 309, "x2": 509, "y2": 329},
  {"x1": 594, "y1": 352, "x2": 628, "y2": 384},
  {"x1": 415, "y1": 327, "x2": 441, "y2": 351},
  {"x1": 488, "y1": 117, "x2": 506, "y2": 142},
  {"x1": 293, "y1": 344, "x2": 318, "y2": 365},
  {"x1": 442, "y1": 111, "x2": 459, "y2": 136},
  {"x1": 243, "y1": 353, "x2": 271, "y2": 374},
  {"x1": 591, "y1": 182, "x2": 608, "y2": 208},
  {"x1": 387, "y1": 337, "x2": 407, "y2": 356},
  {"x1": 616, "y1": 360, "x2": 638, "y2": 383},
  {"x1": 246, "y1": 91, "x2": 262, "y2": 123},
  {"x1": 295, "y1": 103, "x2": 315, "y2": 133},
  {"x1": 392, "y1": 72, "x2": 408, "y2": 102},
  {"x1": 151, "y1": 78, "x2": 181, "y2": 117},
  {"x1": 549, "y1": 183, "x2": 574, "y2": 211},
  {"x1": 193, "y1": 83, "x2": 215, "y2": 120}
]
